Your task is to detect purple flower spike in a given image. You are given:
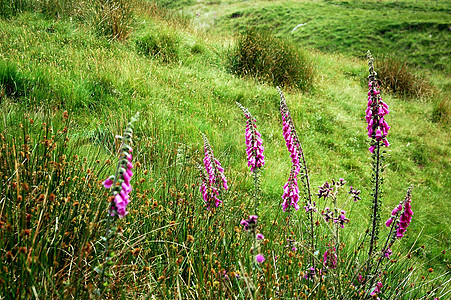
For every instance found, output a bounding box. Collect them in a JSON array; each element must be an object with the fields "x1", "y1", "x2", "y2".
[
  {"x1": 323, "y1": 247, "x2": 337, "y2": 269},
  {"x1": 199, "y1": 134, "x2": 228, "y2": 210},
  {"x1": 282, "y1": 166, "x2": 300, "y2": 212},
  {"x1": 366, "y1": 52, "x2": 390, "y2": 152},
  {"x1": 237, "y1": 102, "x2": 265, "y2": 172},
  {"x1": 103, "y1": 113, "x2": 138, "y2": 219}
]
